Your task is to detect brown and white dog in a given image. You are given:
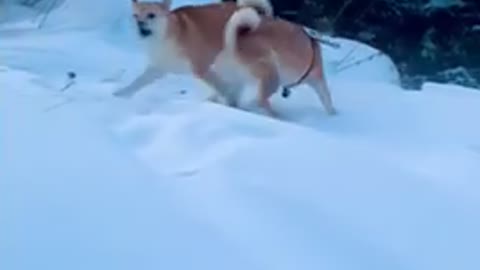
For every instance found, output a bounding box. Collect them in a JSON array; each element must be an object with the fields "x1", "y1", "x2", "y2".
[
  {"x1": 113, "y1": 0, "x2": 273, "y2": 101},
  {"x1": 213, "y1": 7, "x2": 336, "y2": 117}
]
